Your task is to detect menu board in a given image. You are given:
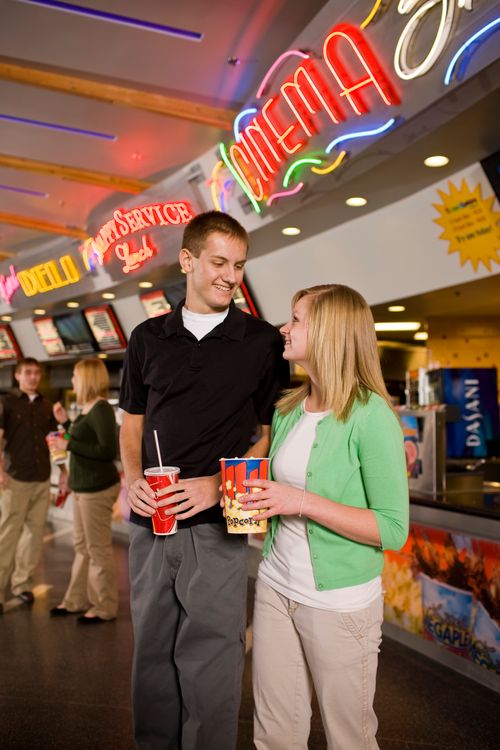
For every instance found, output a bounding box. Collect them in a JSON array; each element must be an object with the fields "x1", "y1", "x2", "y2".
[
  {"x1": 83, "y1": 305, "x2": 126, "y2": 351},
  {"x1": 140, "y1": 290, "x2": 172, "y2": 318},
  {"x1": 53, "y1": 312, "x2": 96, "y2": 355},
  {"x1": 33, "y1": 316, "x2": 66, "y2": 356},
  {"x1": 0, "y1": 324, "x2": 22, "y2": 361}
]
